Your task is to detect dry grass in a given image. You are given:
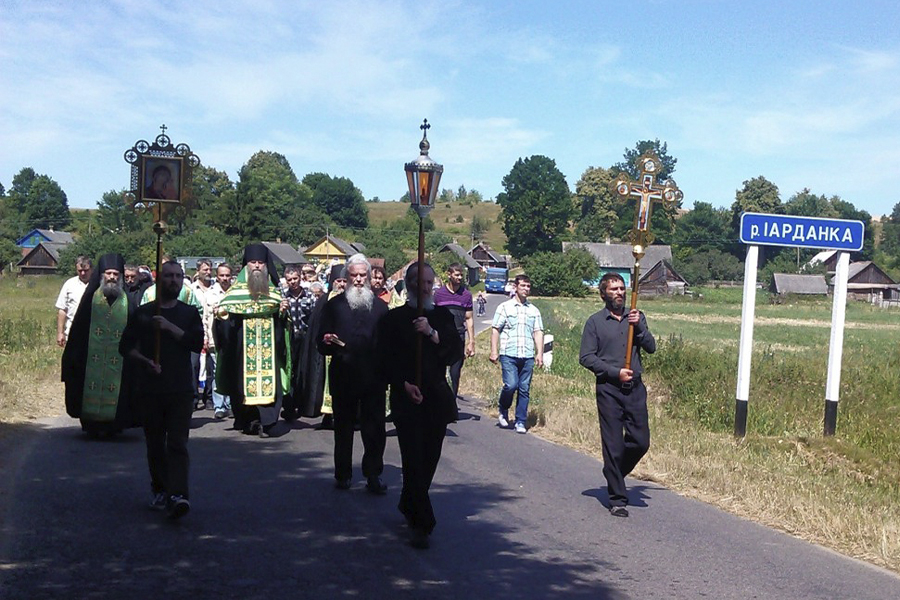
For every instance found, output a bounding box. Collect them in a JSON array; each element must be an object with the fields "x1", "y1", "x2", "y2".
[
  {"x1": 462, "y1": 297, "x2": 900, "y2": 573},
  {"x1": 367, "y1": 200, "x2": 506, "y2": 252}
]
